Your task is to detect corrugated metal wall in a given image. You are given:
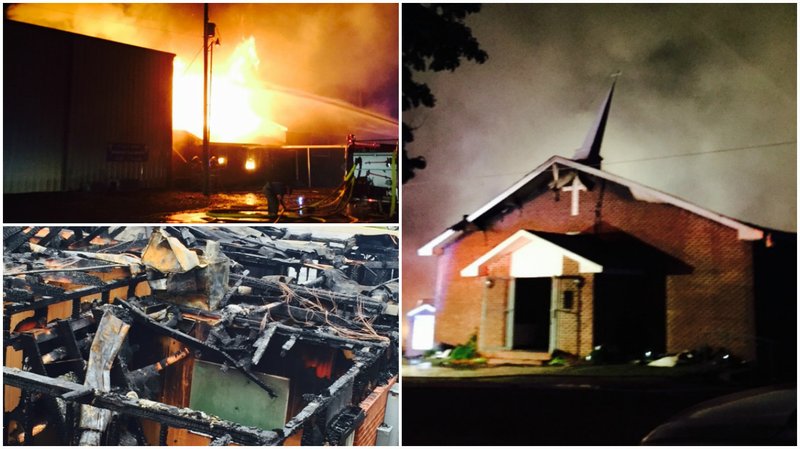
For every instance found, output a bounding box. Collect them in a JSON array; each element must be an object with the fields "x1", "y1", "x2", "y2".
[
  {"x1": 3, "y1": 23, "x2": 71, "y2": 193},
  {"x1": 4, "y1": 21, "x2": 173, "y2": 193}
]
